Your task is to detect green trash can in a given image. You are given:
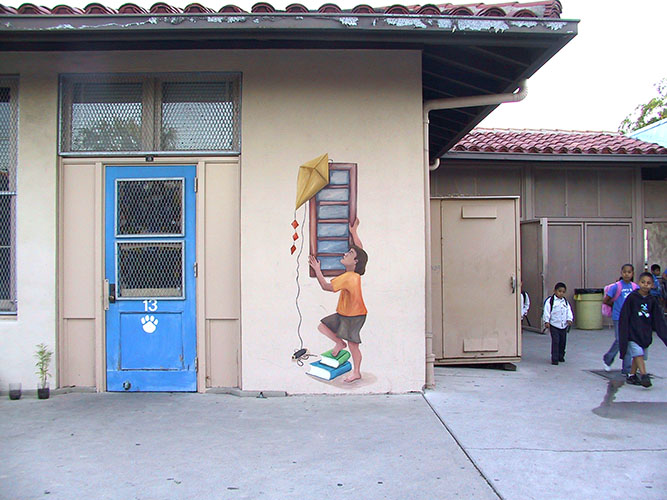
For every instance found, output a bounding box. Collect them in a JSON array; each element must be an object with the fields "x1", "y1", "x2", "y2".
[{"x1": 573, "y1": 288, "x2": 604, "y2": 330}]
